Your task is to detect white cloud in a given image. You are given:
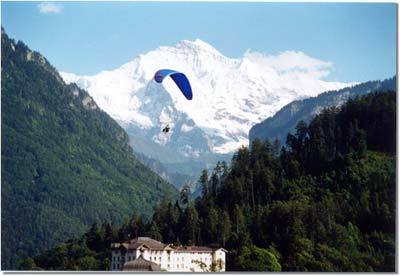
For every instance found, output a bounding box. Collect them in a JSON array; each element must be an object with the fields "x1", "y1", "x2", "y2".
[
  {"x1": 38, "y1": 2, "x2": 63, "y2": 14},
  {"x1": 244, "y1": 50, "x2": 333, "y2": 79}
]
